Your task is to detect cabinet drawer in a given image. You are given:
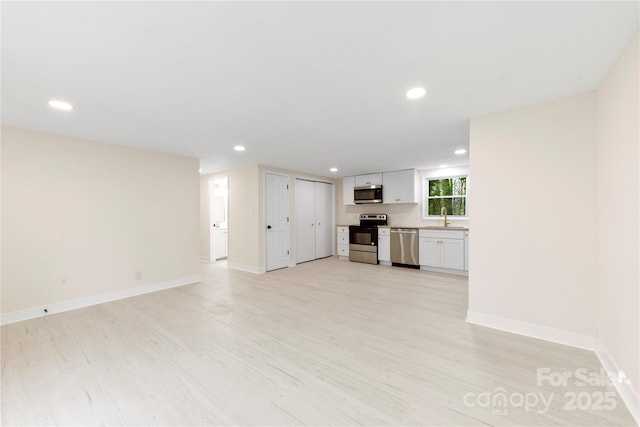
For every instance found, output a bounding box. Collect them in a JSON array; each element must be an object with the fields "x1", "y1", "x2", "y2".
[
  {"x1": 378, "y1": 227, "x2": 390, "y2": 236},
  {"x1": 337, "y1": 226, "x2": 349, "y2": 234},
  {"x1": 337, "y1": 234, "x2": 349, "y2": 244},
  {"x1": 337, "y1": 245, "x2": 349, "y2": 256},
  {"x1": 419, "y1": 229, "x2": 464, "y2": 240}
]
